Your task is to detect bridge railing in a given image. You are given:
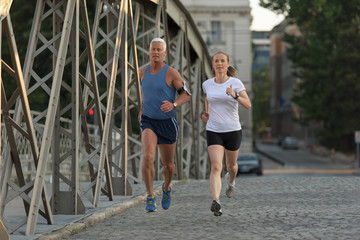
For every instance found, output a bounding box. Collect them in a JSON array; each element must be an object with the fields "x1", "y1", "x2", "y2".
[
  {"x1": 1, "y1": 0, "x2": 212, "y2": 236},
  {"x1": 1, "y1": 111, "x2": 109, "y2": 182}
]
